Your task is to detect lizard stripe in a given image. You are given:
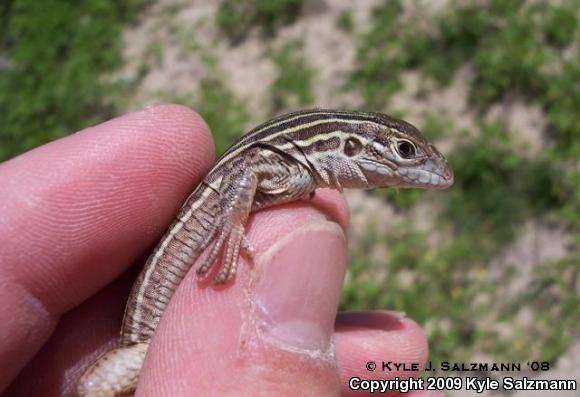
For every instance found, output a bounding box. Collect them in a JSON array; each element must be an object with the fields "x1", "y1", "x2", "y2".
[
  {"x1": 221, "y1": 109, "x2": 373, "y2": 156},
  {"x1": 214, "y1": 117, "x2": 380, "y2": 170},
  {"x1": 120, "y1": 109, "x2": 433, "y2": 344}
]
